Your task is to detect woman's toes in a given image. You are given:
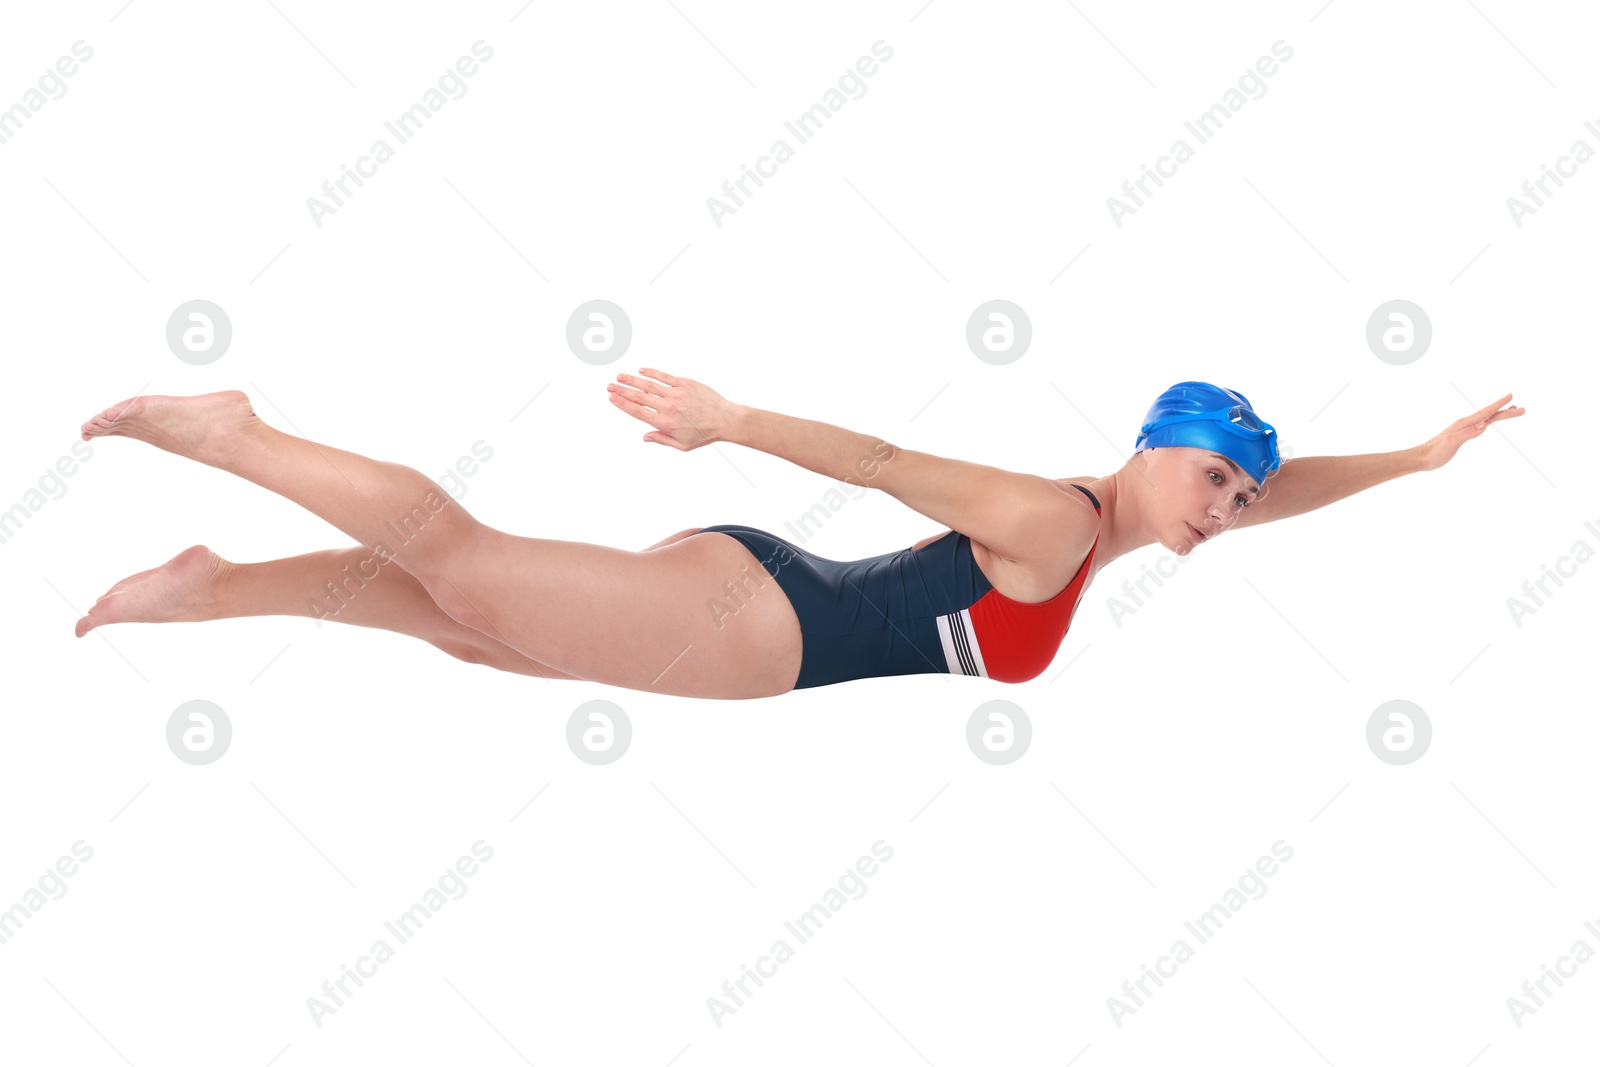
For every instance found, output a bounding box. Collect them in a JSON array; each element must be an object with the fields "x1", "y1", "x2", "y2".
[
  {"x1": 74, "y1": 591, "x2": 124, "y2": 637},
  {"x1": 71, "y1": 545, "x2": 223, "y2": 637},
  {"x1": 80, "y1": 397, "x2": 142, "y2": 440},
  {"x1": 76, "y1": 392, "x2": 255, "y2": 464}
]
